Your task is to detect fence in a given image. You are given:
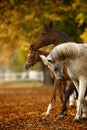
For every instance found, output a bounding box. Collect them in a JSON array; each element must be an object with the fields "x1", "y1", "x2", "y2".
[{"x1": 0, "y1": 70, "x2": 44, "y2": 83}]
